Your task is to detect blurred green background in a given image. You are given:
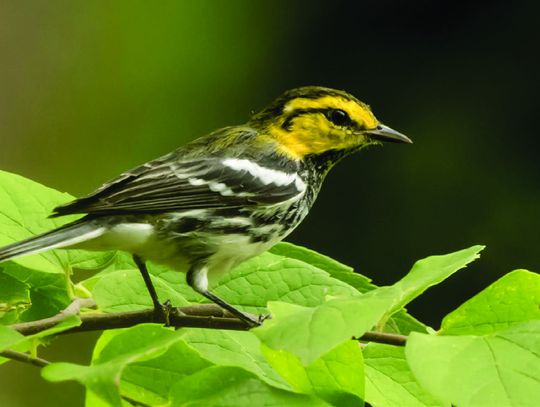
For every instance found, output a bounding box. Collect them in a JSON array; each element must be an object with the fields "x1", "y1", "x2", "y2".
[{"x1": 1, "y1": 1, "x2": 538, "y2": 405}]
